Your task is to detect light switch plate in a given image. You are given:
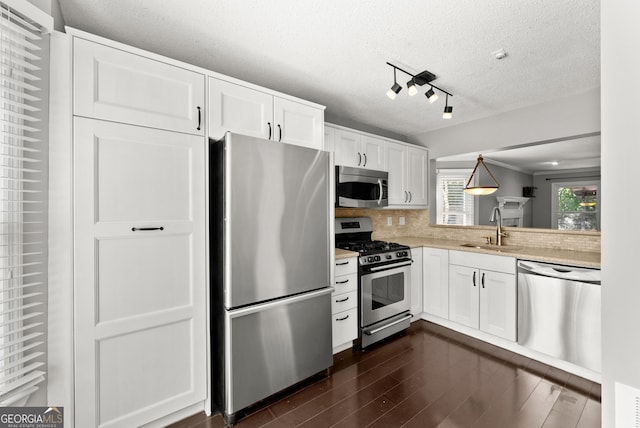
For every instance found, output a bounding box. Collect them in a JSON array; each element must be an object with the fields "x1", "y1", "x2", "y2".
[
  {"x1": 399, "y1": 216, "x2": 405, "y2": 225},
  {"x1": 387, "y1": 216, "x2": 393, "y2": 226}
]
